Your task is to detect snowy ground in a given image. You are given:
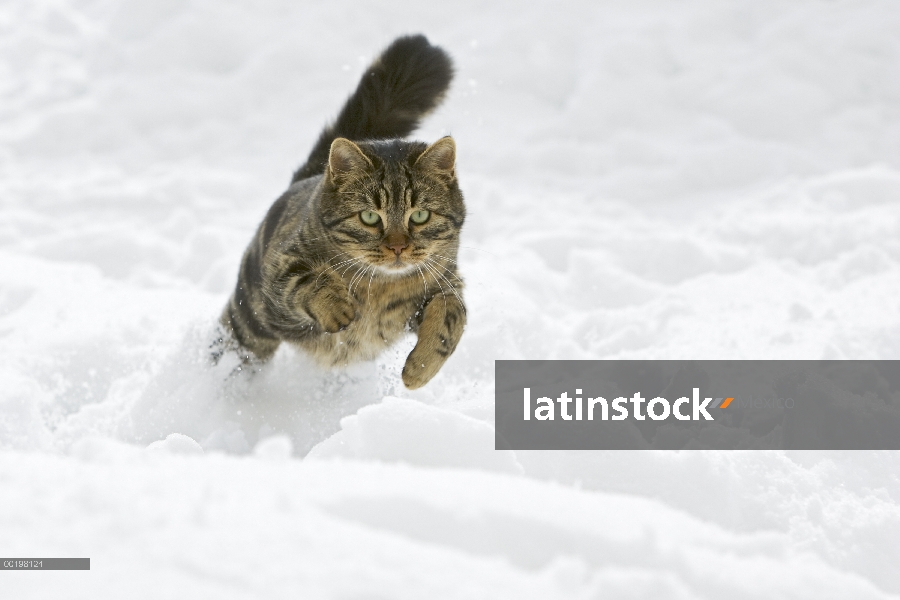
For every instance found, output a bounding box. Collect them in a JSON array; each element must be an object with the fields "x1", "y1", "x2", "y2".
[{"x1": 2, "y1": 0, "x2": 899, "y2": 597}]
